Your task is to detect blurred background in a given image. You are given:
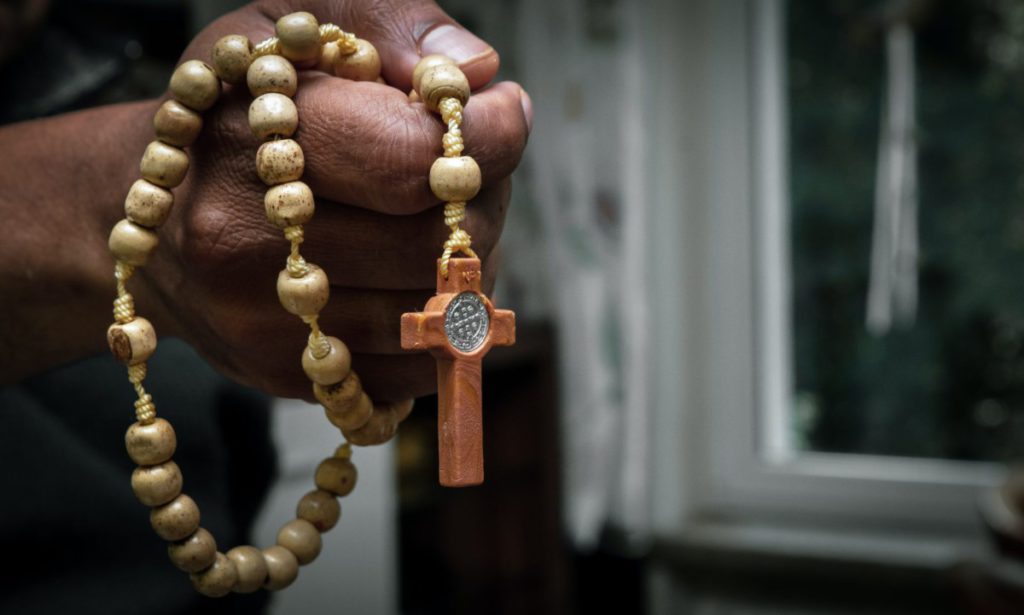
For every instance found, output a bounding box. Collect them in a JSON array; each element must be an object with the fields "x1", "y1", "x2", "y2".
[{"x1": 5, "y1": 0, "x2": 1024, "y2": 613}]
